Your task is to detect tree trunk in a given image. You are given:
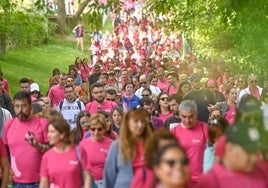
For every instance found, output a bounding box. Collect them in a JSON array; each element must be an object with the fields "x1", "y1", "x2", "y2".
[
  {"x1": 57, "y1": 0, "x2": 67, "y2": 34},
  {"x1": 70, "y1": 0, "x2": 91, "y2": 27},
  {"x1": 0, "y1": 36, "x2": 6, "y2": 57}
]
